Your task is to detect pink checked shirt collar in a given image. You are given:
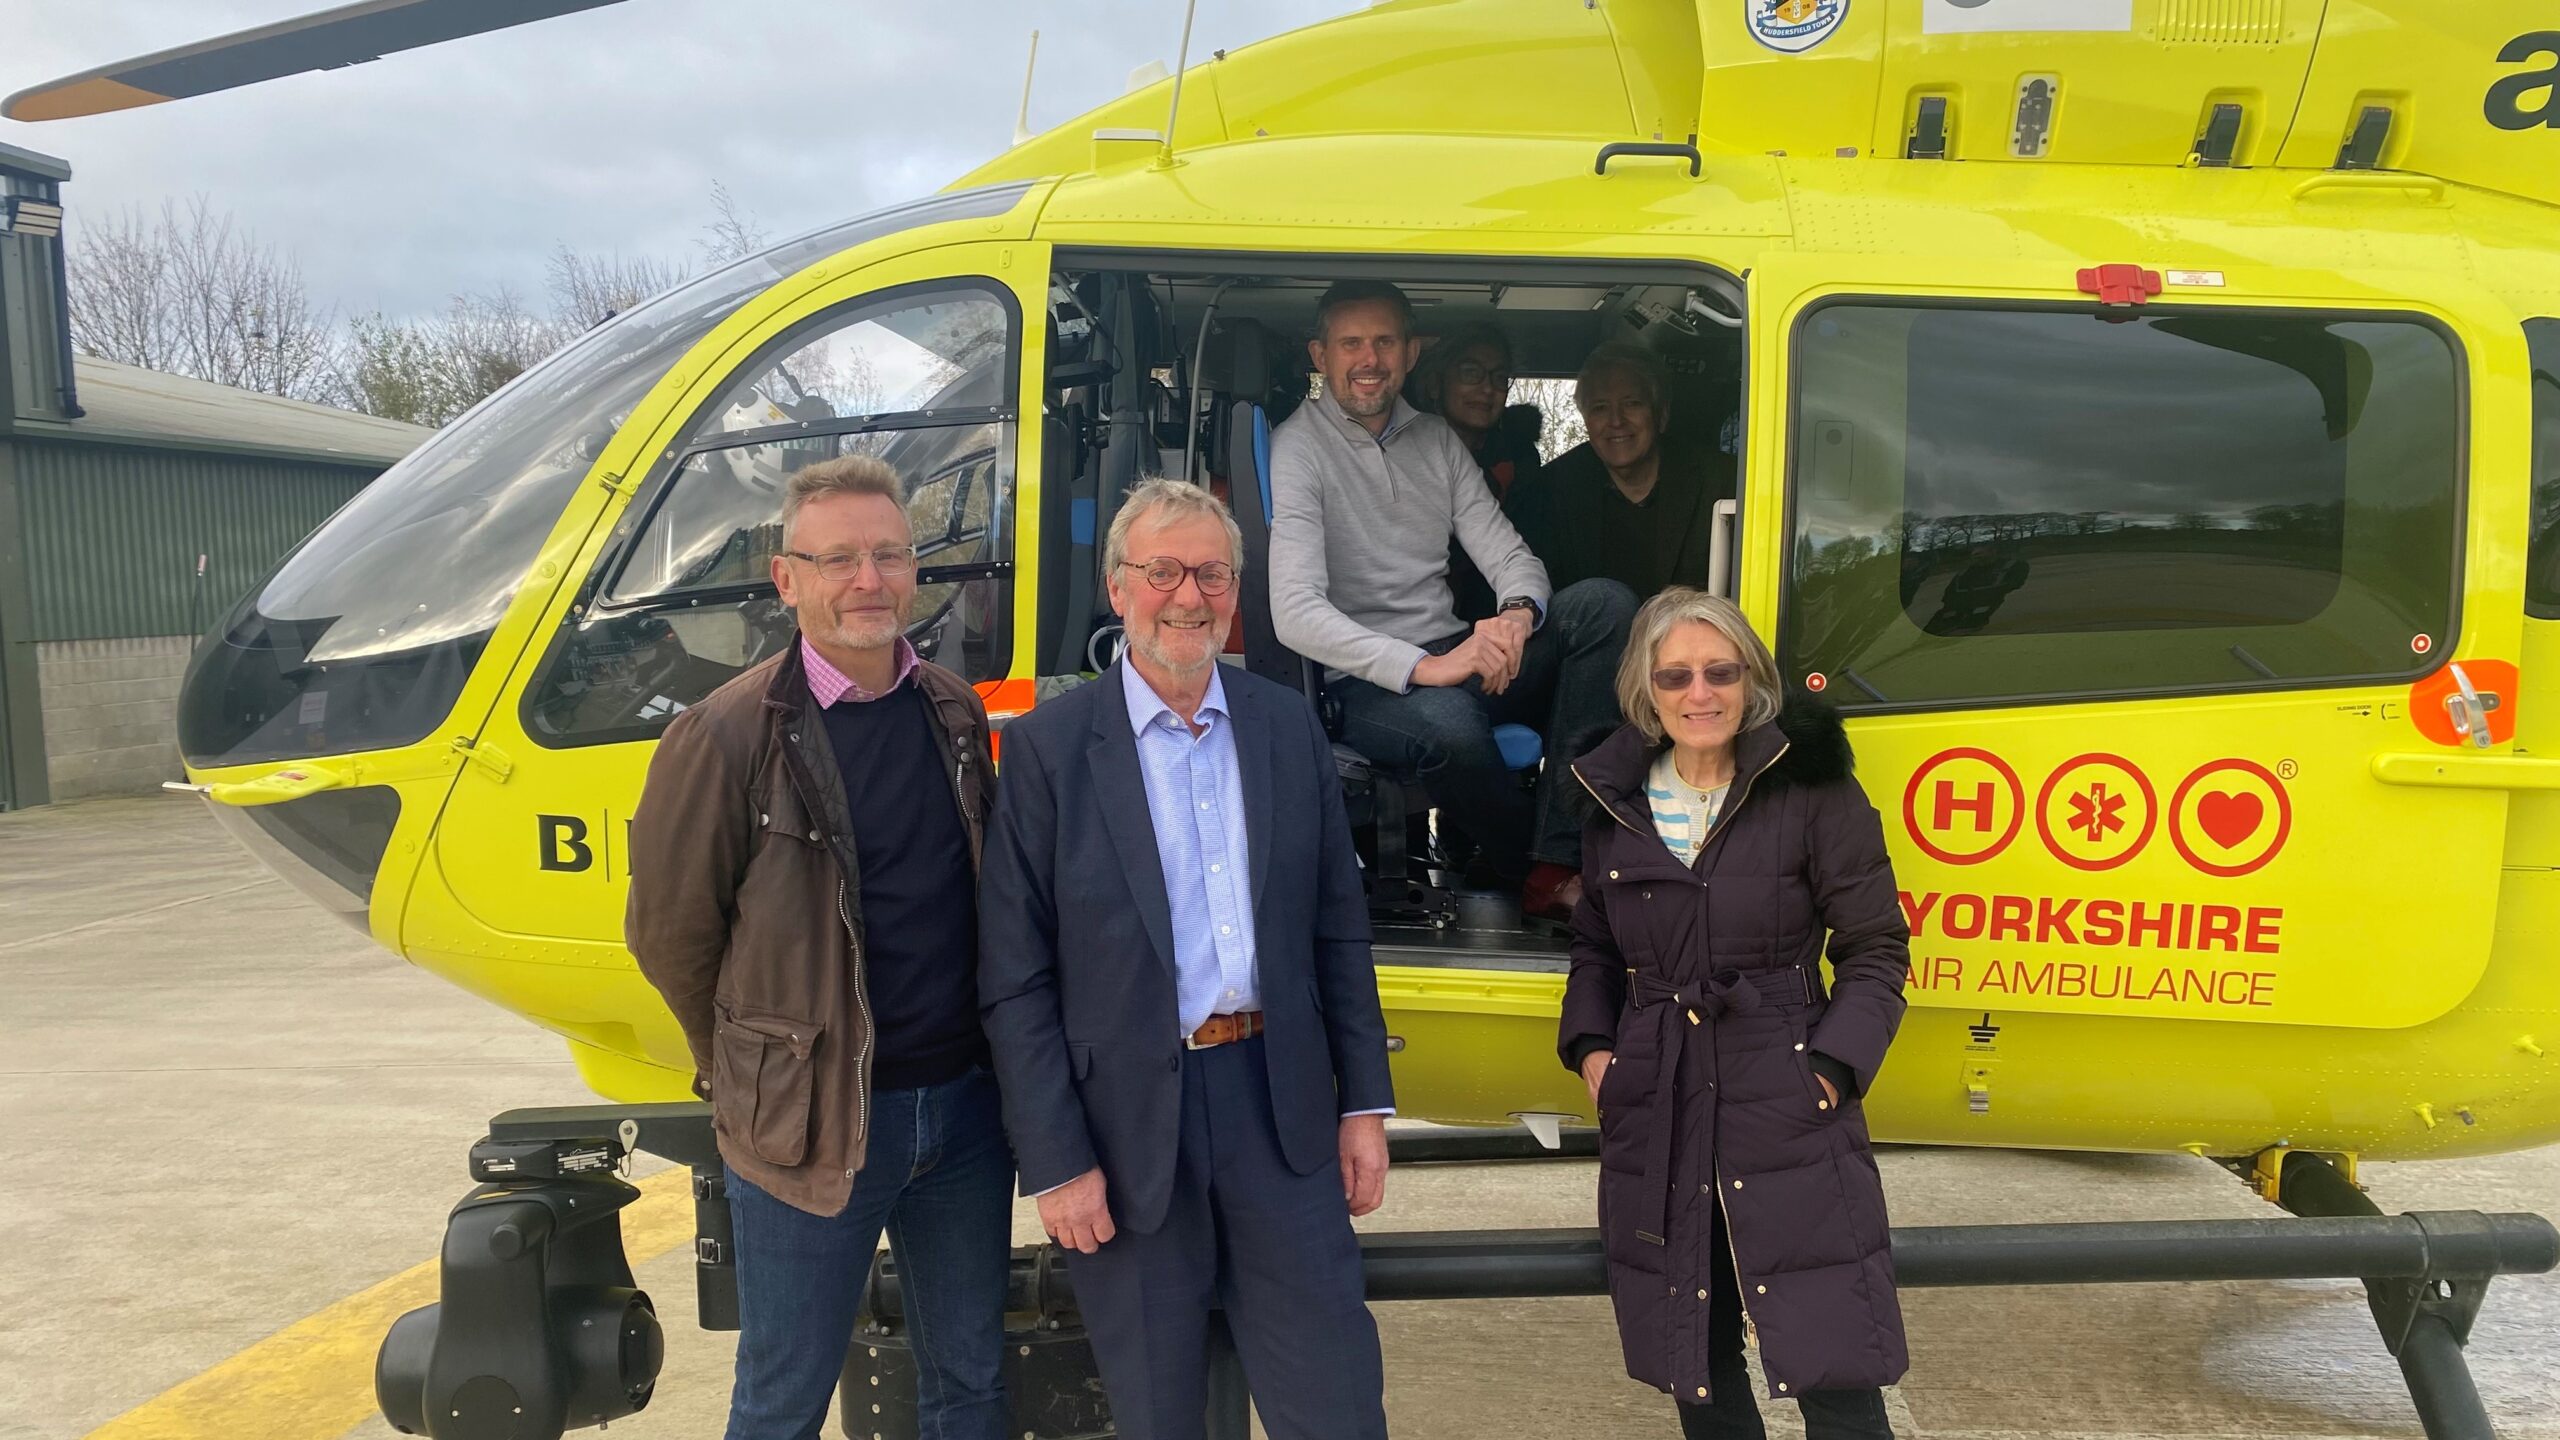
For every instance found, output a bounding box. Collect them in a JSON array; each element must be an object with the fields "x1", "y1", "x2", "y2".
[{"x1": 801, "y1": 635, "x2": 919, "y2": 707}]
